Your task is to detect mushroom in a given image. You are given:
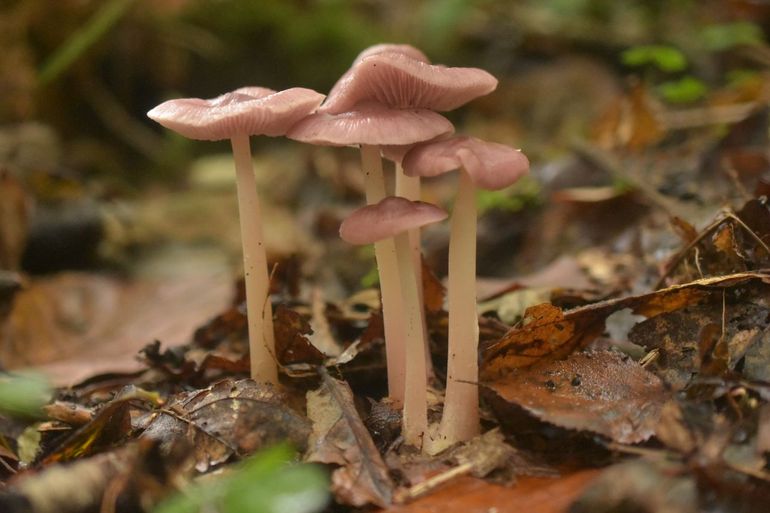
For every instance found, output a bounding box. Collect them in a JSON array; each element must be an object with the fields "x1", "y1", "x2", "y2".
[
  {"x1": 402, "y1": 136, "x2": 530, "y2": 448},
  {"x1": 340, "y1": 196, "x2": 447, "y2": 448},
  {"x1": 147, "y1": 86, "x2": 325, "y2": 384},
  {"x1": 319, "y1": 51, "x2": 497, "y2": 115},
  {"x1": 287, "y1": 101, "x2": 453, "y2": 404}
]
